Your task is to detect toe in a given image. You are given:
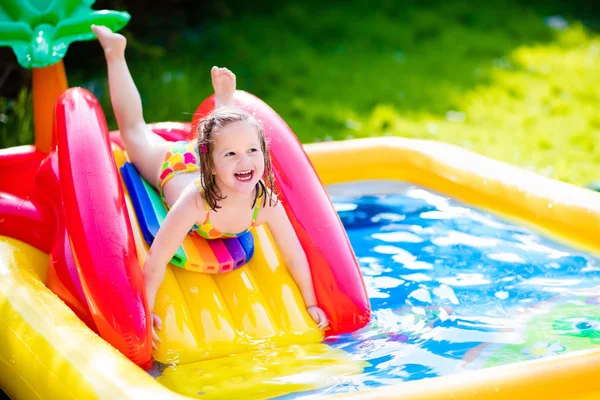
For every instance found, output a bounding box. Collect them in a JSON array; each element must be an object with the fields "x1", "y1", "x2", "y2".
[{"x1": 96, "y1": 25, "x2": 111, "y2": 35}]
